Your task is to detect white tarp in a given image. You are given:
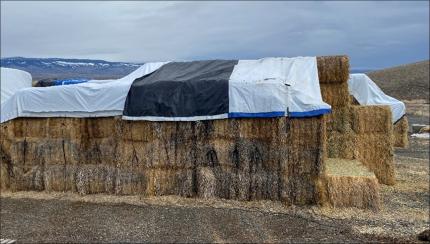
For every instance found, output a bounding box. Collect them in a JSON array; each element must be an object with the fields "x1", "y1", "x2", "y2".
[
  {"x1": 1, "y1": 57, "x2": 331, "y2": 123},
  {"x1": 229, "y1": 57, "x2": 331, "y2": 117},
  {"x1": 0, "y1": 62, "x2": 167, "y2": 123},
  {"x1": 1, "y1": 68, "x2": 32, "y2": 104},
  {"x1": 348, "y1": 73, "x2": 406, "y2": 123}
]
